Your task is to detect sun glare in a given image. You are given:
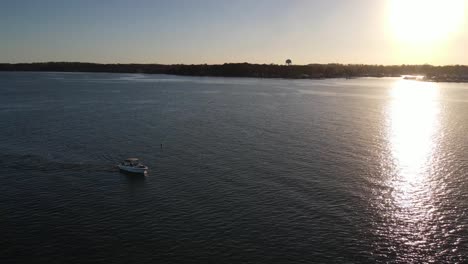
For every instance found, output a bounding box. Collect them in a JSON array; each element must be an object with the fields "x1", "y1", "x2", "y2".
[
  {"x1": 388, "y1": 0, "x2": 465, "y2": 45},
  {"x1": 387, "y1": 79, "x2": 440, "y2": 214}
]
